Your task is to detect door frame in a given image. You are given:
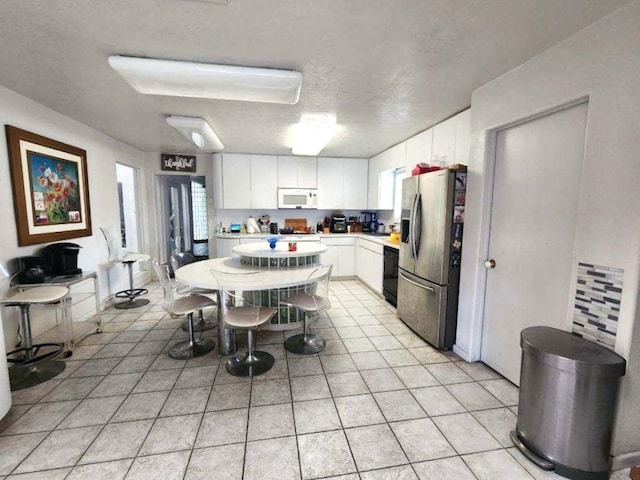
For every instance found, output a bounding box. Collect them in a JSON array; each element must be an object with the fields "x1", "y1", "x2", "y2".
[
  {"x1": 156, "y1": 174, "x2": 194, "y2": 264},
  {"x1": 459, "y1": 96, "x2": 589, "y2": 363}
]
